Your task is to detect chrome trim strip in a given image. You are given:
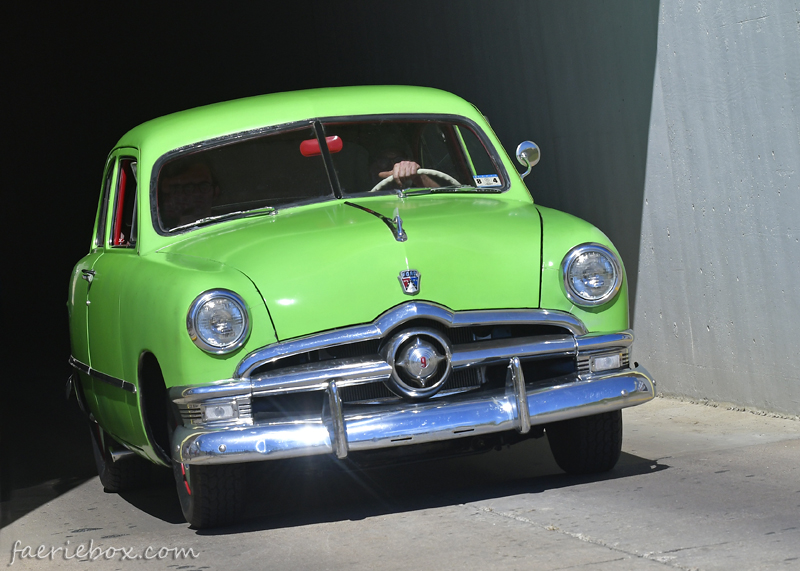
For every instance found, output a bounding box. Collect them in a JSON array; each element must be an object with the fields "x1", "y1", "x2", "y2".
[
  {"x1": 172, "y1": 365, "x2": 655, "y2": 465},
  {"x1": 508, "y1": 357, "x2": 530, "y2": 434},
  {"x1": 450, "y1": 334, "x2": 576, "y2": 368},
  {"x1": 234, "y1": 302, "x2": 588, "y2": 379},
  {"x1": 68, "y1": 356, "x2": 137, "y2": 394},
  {"x1": 169, "y1": 379, "x2": 251, "y2": 404},
  {"x1": 327, "y1": 381, "x2": 348, "y2": 459},
  {"x1": 575, "y1": 330, "x2": 633, "y2": 352},
  {"x1": 251, "y1": 357, "x2": 392, "y2": 397}
]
